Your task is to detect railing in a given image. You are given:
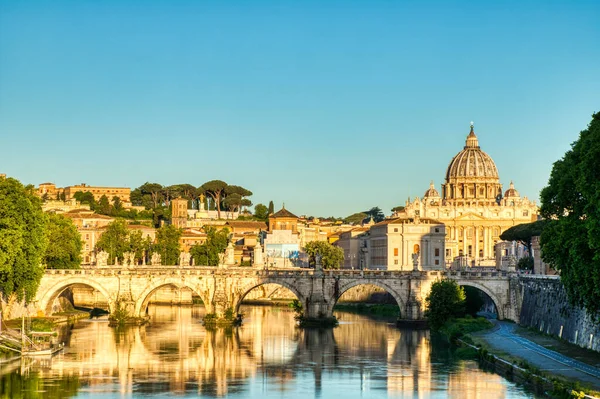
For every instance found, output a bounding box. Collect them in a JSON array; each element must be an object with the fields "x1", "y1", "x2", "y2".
[{"x1": 45, "y1": 266, "x2": 513, "y2": 280}]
